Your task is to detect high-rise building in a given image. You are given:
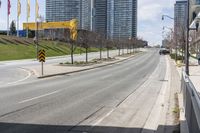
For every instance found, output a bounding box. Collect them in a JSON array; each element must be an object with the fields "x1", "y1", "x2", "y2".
[
  {"x1": 46, "y1": 0, "x2": 91, "y2": 30},
  {"x1": 81, "y1": 0, "x2": 91, "y2": 30},
  {"x1": 46, "y1": 0, "x2": 138, "y2": 39},
  {"x1": 107, "y1": 0, "x2": 137, "y2": 39},
  {"x1": 174, "y1": 1, "x2": 187, "y2": 35},
  {"x1": 93, "y1": 0, "x2": 107, "y2": 37}
]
